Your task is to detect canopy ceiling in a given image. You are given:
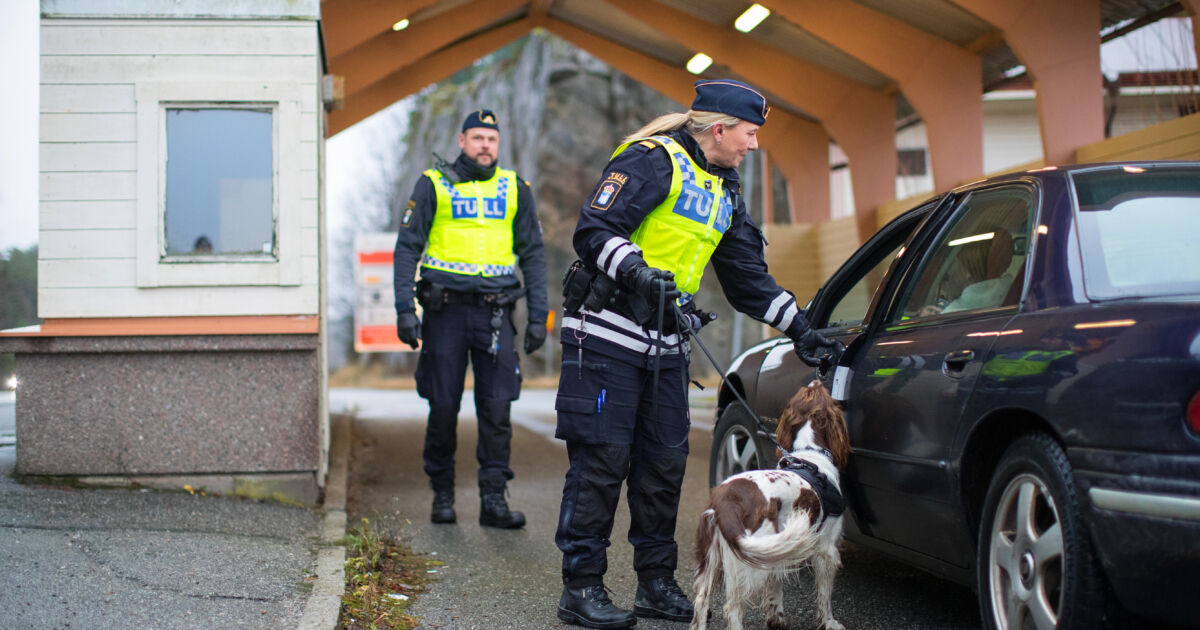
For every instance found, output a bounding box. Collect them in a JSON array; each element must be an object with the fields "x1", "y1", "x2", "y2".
[
  {"x1": 320, "y1": 0, "x2": 1193, "y2": 233},
  {"x1": 321, "y1": 0, "x2": 1183, "y2": 136}
]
